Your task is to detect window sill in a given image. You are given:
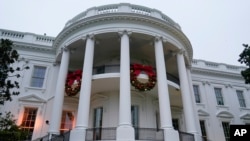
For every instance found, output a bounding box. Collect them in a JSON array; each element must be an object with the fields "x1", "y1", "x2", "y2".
[
  {"x1": 216, "y1": 105, "x2": 229, "y2": 110},
  {"x1": 239, "y1": 107, "x2": 250, "y2": 111},
  {"x1": 196, "y1": 103, "x2": 206, "y2": 108},
  {"x1": 25, "y1": 86, "x2": 46, "y2": 93}
]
